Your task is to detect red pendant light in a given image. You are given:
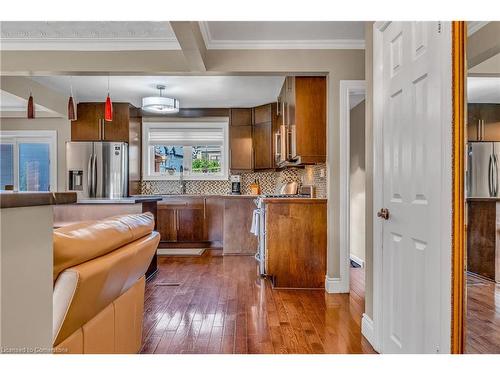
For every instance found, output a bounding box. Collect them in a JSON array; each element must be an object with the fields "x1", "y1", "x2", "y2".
[
  {"x1": 27, "y1": 91, "x2": 35, "y2": 119},
  {"x1": 68, "y1": 77, "x2": 76, "y2": 120},
  {"x1": 104, "y1": 75, "x2": 113, "y2": 122}
]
